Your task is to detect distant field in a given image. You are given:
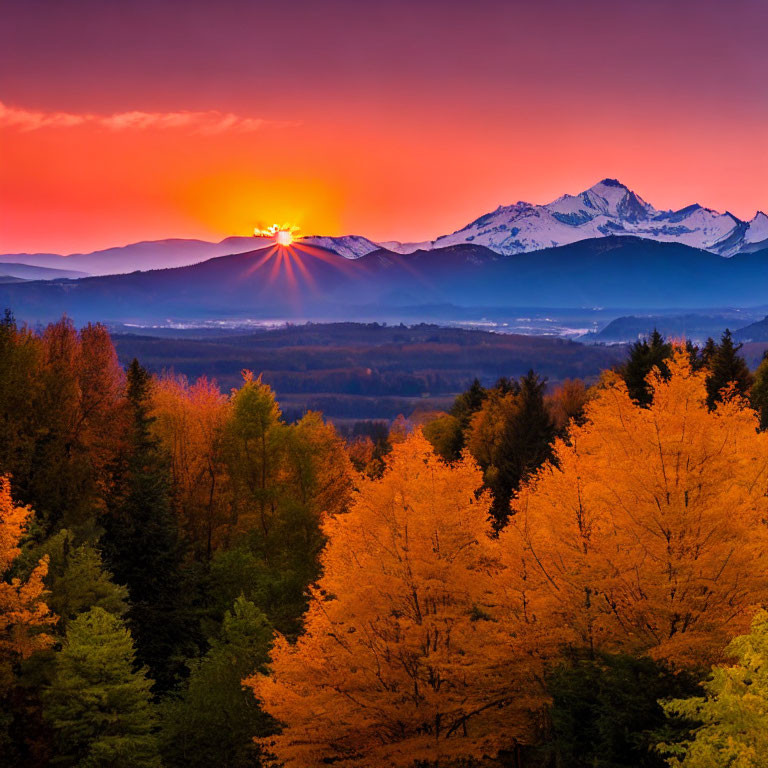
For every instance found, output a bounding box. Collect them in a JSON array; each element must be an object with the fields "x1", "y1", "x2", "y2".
[{"x1": 113, "y1": 323, "x2": 625, "y2": 420}]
